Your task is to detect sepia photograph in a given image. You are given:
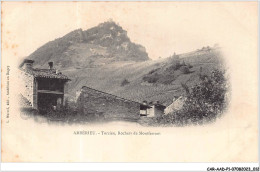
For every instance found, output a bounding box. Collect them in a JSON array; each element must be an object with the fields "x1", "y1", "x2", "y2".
[{"x1": 1, "y1": 1, "x2": 258, "y2": 165}]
